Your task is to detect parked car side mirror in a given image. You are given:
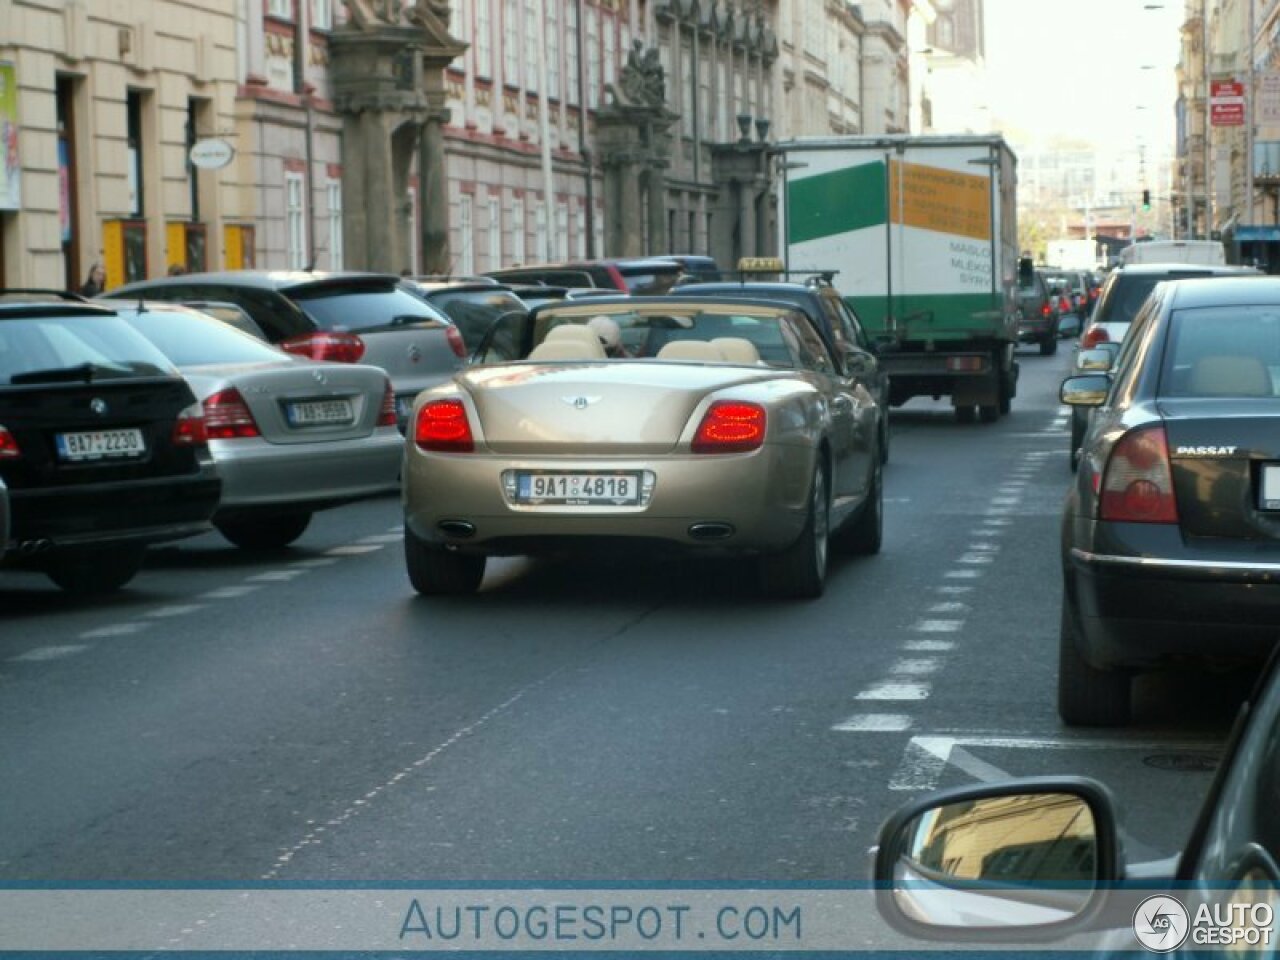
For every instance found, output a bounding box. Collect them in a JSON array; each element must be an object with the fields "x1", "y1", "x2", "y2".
[
  {"x1": 842, "y1": 346, "x2": 874, "y2": 378},
  {"x1": 1076, "y1": 348, "x2": 1116, "y2": 373},
  {"x1": 872, "y1": 334, "x2": 899, "y2": 354},
  {"x1": 873, "y1": 778, "x2": 1121, "y2": 942},
  {"x1": 1061, "y1": 374, "x2": 1111, "y2": 407}
]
